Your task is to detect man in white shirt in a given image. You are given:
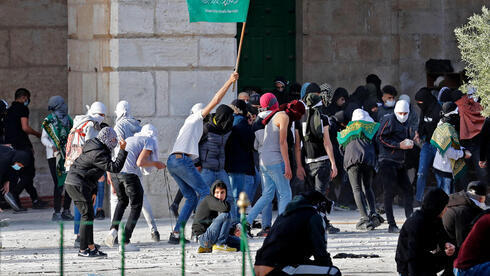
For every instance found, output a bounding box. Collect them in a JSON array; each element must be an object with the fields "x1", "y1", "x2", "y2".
[{"x1": 167, "y1": 72, "x2": 238, "y2": 244}]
